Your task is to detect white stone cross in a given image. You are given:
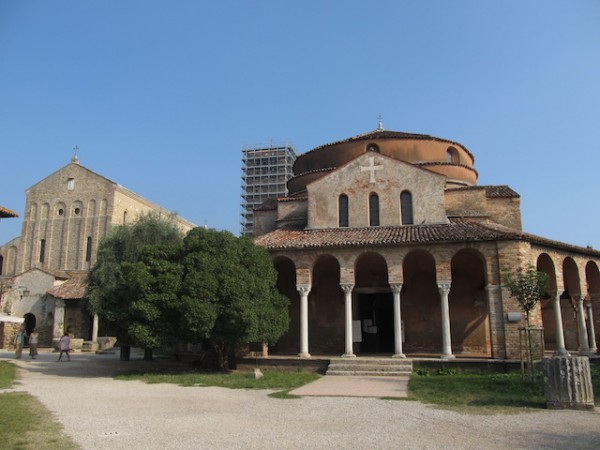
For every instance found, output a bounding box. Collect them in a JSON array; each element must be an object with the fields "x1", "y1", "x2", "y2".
[{"x1": 360, "y1": 156, "x2": 383, "y2": 183}]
